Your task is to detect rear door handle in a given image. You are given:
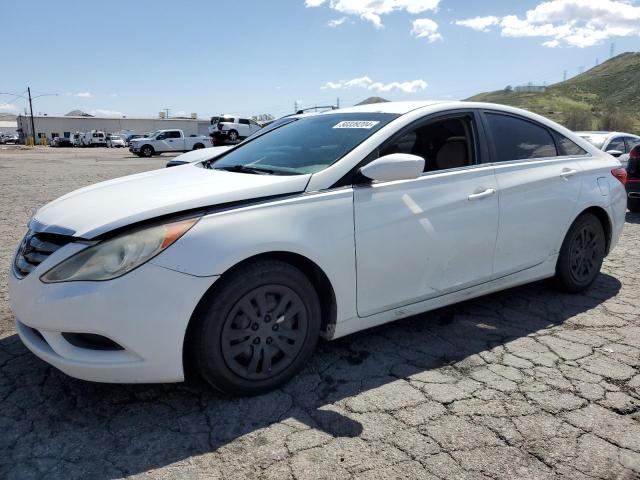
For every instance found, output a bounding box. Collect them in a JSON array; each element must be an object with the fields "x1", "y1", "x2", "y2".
[
  {"x1": 468, "y1": 188, "x2": 496, "y2": 201},
  {"x1": 560, "y1": 168, "x2": 578, "y2": 179}
]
